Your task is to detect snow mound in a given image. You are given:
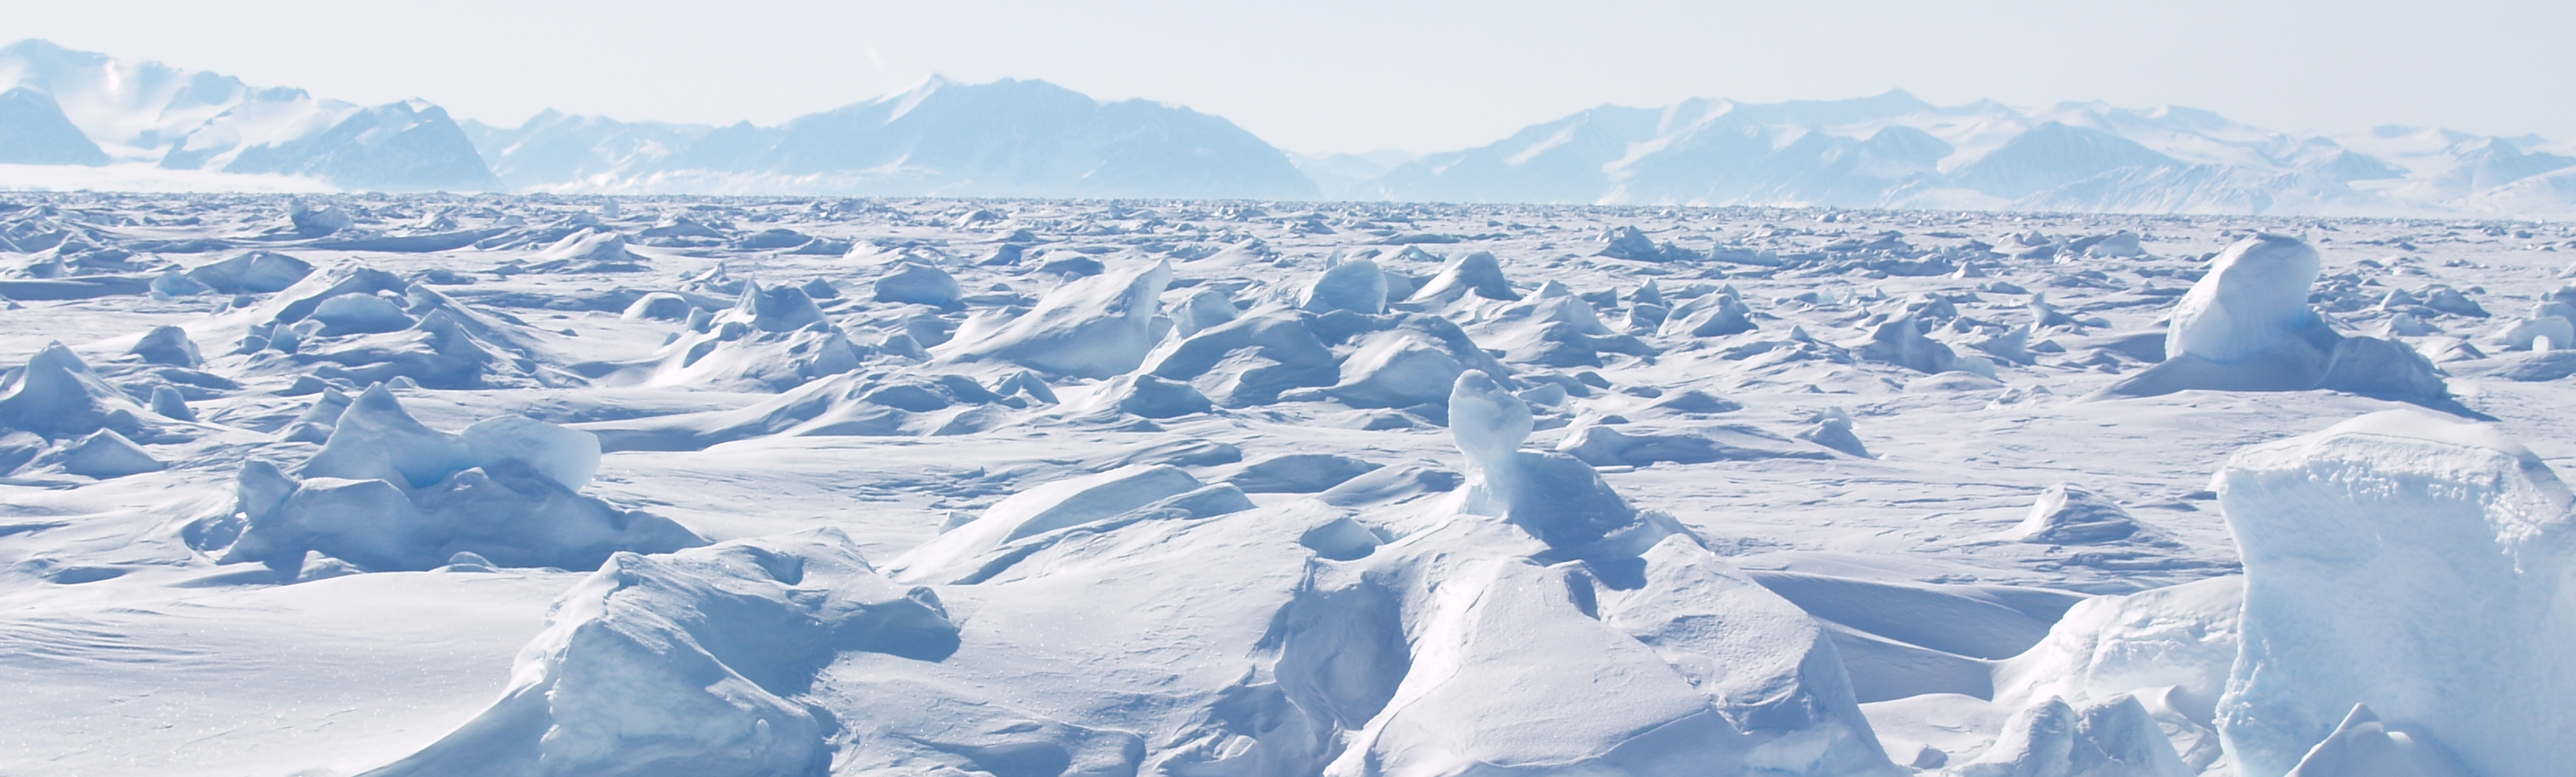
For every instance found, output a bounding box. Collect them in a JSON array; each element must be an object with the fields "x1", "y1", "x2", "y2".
[
  {"x1": 885, "y1": 464, "x2": 1241, "y2": 584},
  {"x1": 1301, "y1": 257, "x2": 1388, "y2": 314},
  {"x1": 2014, "y1": 485, "x2": 2159, "y2": 545},
  {"x1": 1663, "y1": 286, "x2": 1759, "y2": 337},
  {"x1": 1223, "y1": 452, "x2": 1383, "y2": 493},
  {"x1": 871, "y1": 261, "x2": 963, "y2": 307},
  {"x1": 1403, "y1": 250, "x2": 1519, "y2": 304},
  {"x1": 362, "y1": 530, "x2": 958, "y2": 777},
  {"x1": 1144, "y1": 306, "x2": 1339, "y2": 407},
  {"x1": 220, "y1": 385, "x2": 703, "y2": 572},
  {"x1": 1855, "y1": 315, "x2": 1961, "y2": 374},
  {"x1": 2214, "y1": 410, "x2": 2575, "y2": 777},
  {"x1": 1470, "y1": 283, "x2": 1657, "y2": 367},
  {"x1": 1088, "y1": 373, "x2": 1215, "y2": 419},
  {"x1": 1557, "y1": 422, "x2": 1836, "y2": 467},
  {"x1": 521, "y1": 227, "x2": 647, "y2": 273},
  {"x1": 184, "y1": 251, "x2": 314, "y2": 293},
  {"x1": 1325, "y1": 313, "x2": 1513, "y2": 408},
  {"x1": 587, "y1": 281, "x2": 864, "y2": 392},
  {"x1": 575, "y1": 370, "x2": 1030, "y2": 452},
  {"x1": 938, "y1": 259, "x2": 1172, "y2": 378}
]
